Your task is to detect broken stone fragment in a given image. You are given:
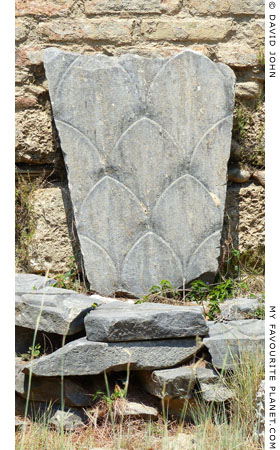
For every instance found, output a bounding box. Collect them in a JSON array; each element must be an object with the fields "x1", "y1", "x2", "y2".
[
  {"x1": 203, "y1": 319, "x2": 265, "y2": 369},
  {"x1": 44, "y1": 47, "x2": 235, "y2": 296},
  {"x1": 15, "y1": 273, "x2": 56, "y2": 294},
  {"x1": 85, "y1": 302, "x2": 208, "y2": 342},
  {"x1": 15, "y1": 287, "x2": 101, "y2": 335}
]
